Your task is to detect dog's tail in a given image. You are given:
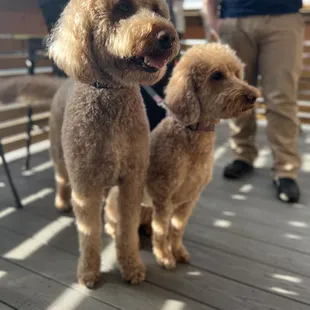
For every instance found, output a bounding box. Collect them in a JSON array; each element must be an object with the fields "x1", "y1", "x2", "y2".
[{"x1": 0, "y1": 75, "x2": 65, "y2": 107}]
